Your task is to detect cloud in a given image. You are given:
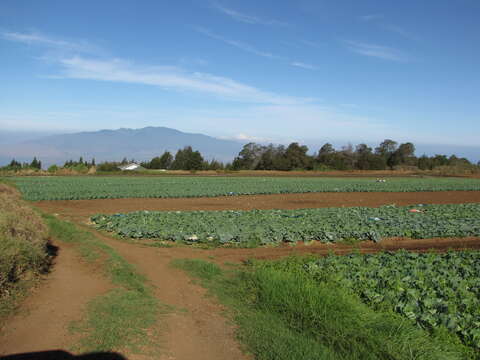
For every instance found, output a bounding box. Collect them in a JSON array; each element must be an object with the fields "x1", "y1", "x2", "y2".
[
  {"x1": 358, "y1": 16, "x2": 416, "y2": 40},
  {"x1": 54, "y1": 56, "x2": 312, "y2": 105},
  {"x1": 344, "y1": 41, "x2": 409, "y2": 62},
  {"x1": 3, "y1": 30, "x2": 315, "y2": 104},
  {"x1": 195, "y1": 27, "x2": 279, "y2": 58},
  {"x1": 360, "y1": 14, "x2": 384, "y2": 22},
  {"x1": 1, "y1": 31, "x2": 99, "y2": 54},
  {"x1": 211, "y1": 3, "x2": 287, "y2": 26},
  {"x1": 221, "y1": 133, "x2": 272, "y2": 143},
  {"x1": 382, "y1": 24, "x2": 416, "y2": 40},
  {"x1": 291, "y1": 61, "x2": 318, "y2": 70}
]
